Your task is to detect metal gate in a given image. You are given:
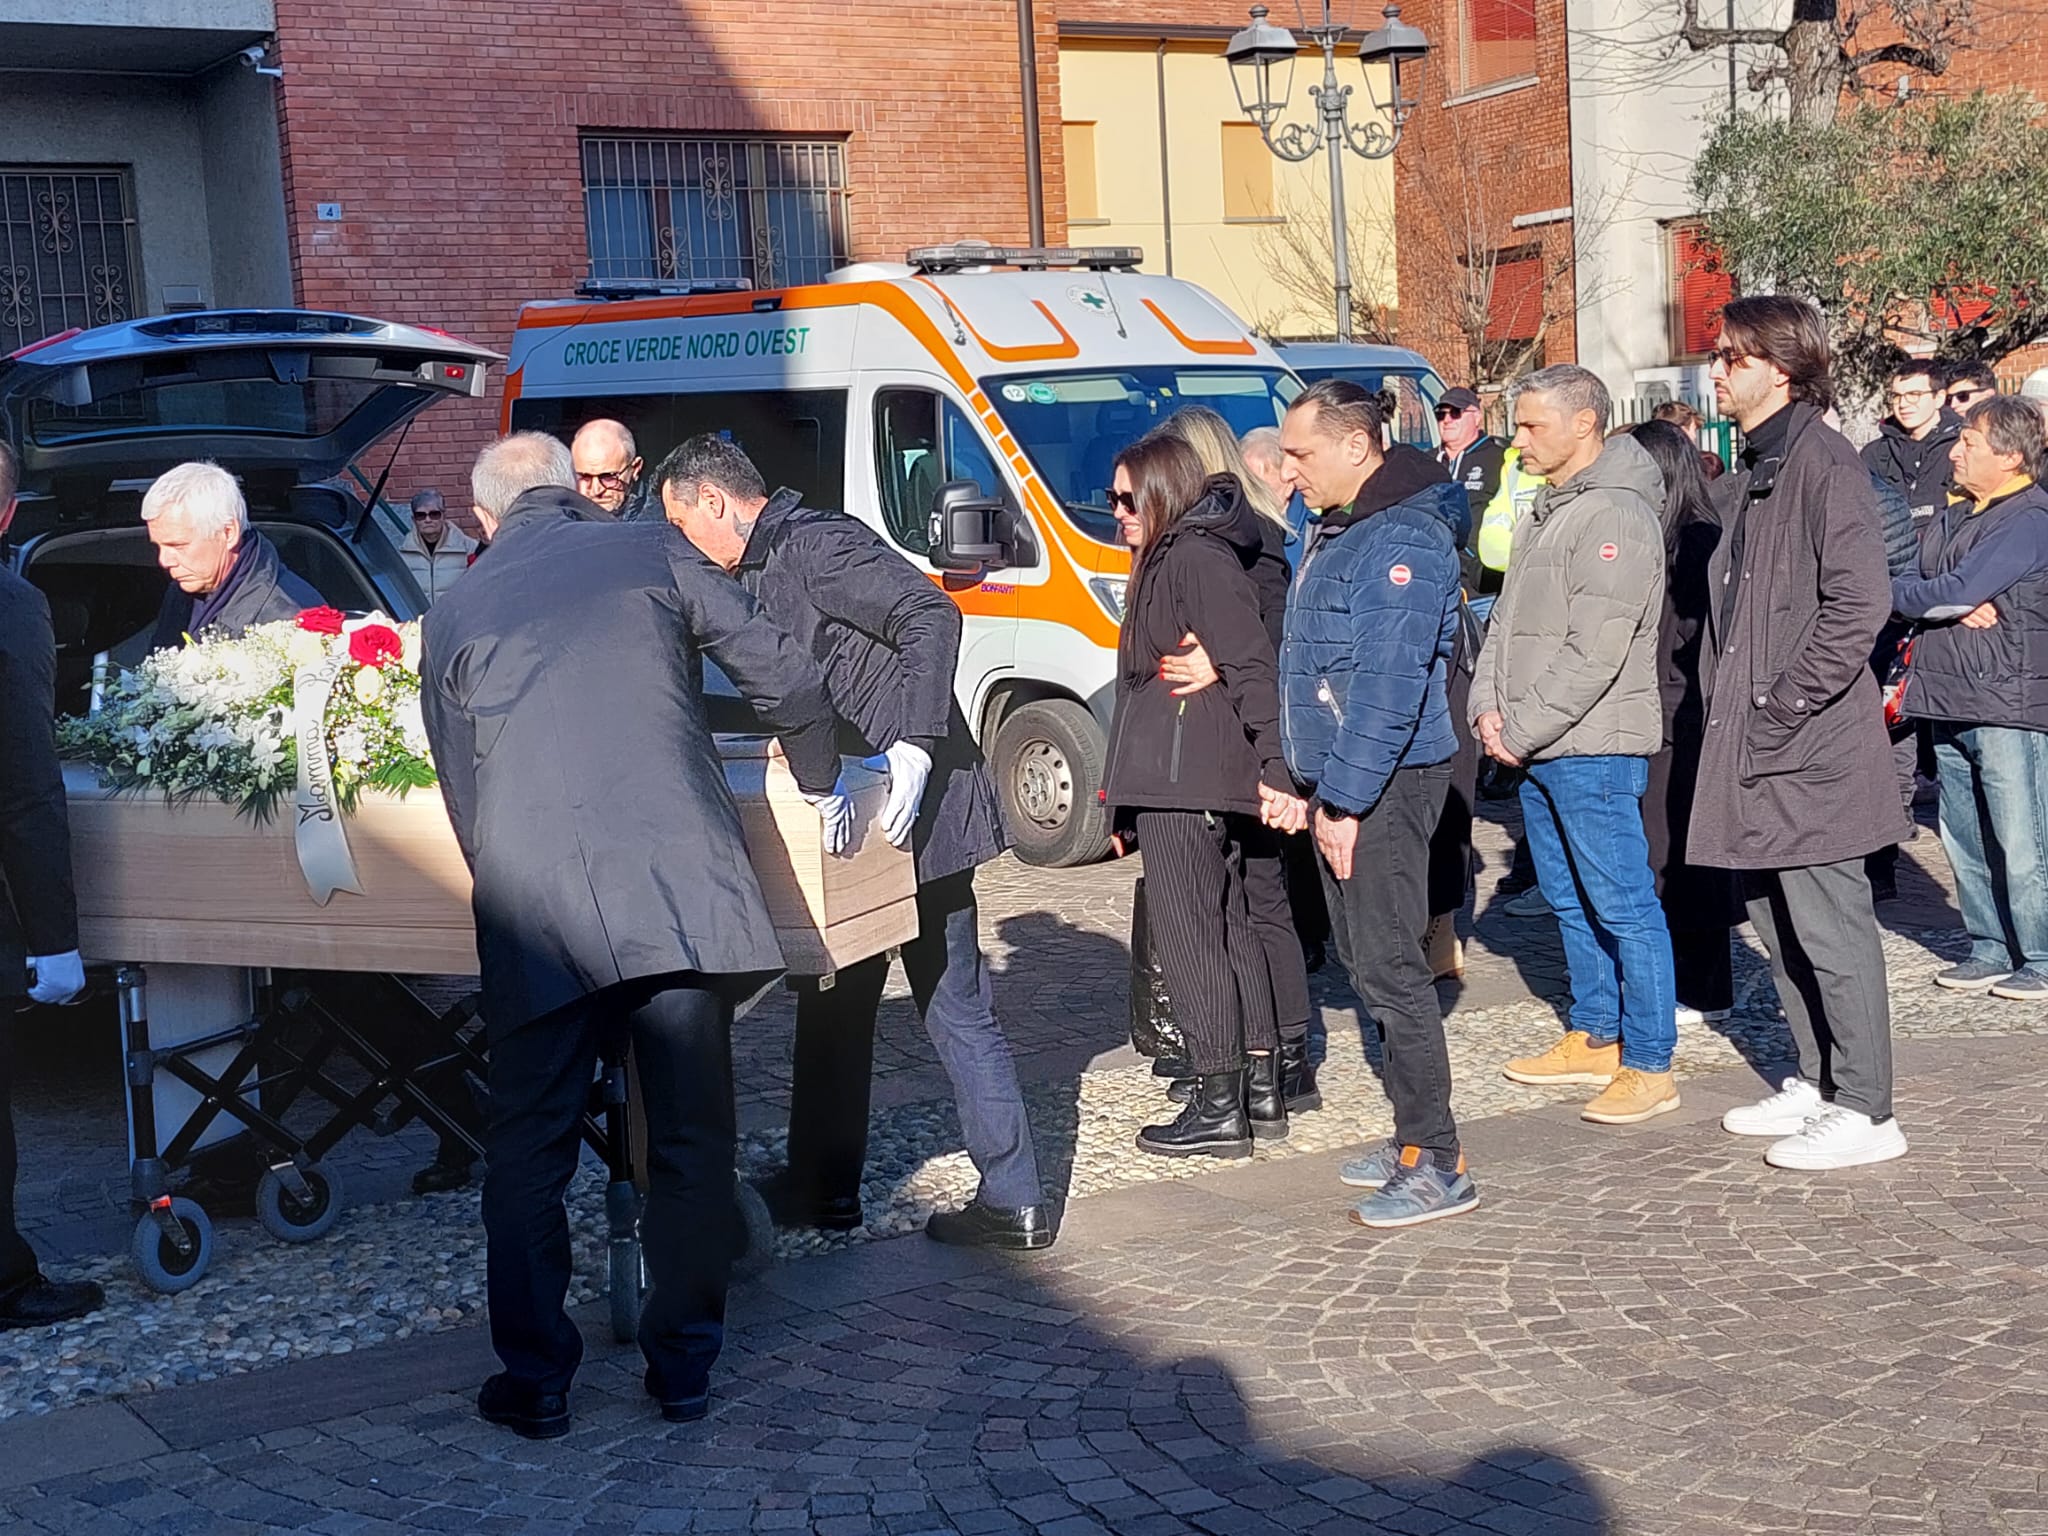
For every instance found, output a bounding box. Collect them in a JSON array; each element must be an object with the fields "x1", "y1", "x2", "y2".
[{"x1": 0, "y1": 167, "x2": 140, "y2": 352}]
